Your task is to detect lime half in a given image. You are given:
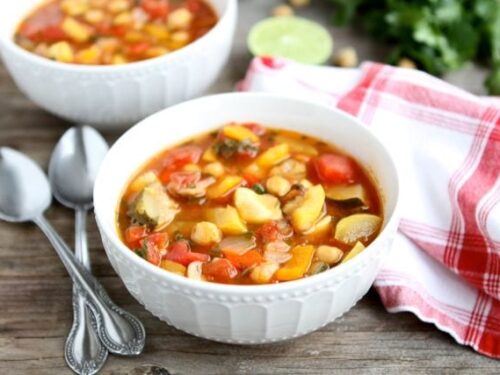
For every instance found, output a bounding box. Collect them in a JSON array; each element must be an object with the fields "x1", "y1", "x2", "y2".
[{"x1": 248, "y1": 17, "x2": 333, "y2": 65}]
